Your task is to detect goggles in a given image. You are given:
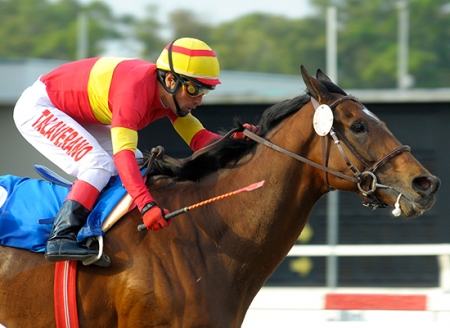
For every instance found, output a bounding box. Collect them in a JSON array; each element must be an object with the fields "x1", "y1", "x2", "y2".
[{"x1": 180, "y1": 76, "x2": 214, "y2": 98}]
